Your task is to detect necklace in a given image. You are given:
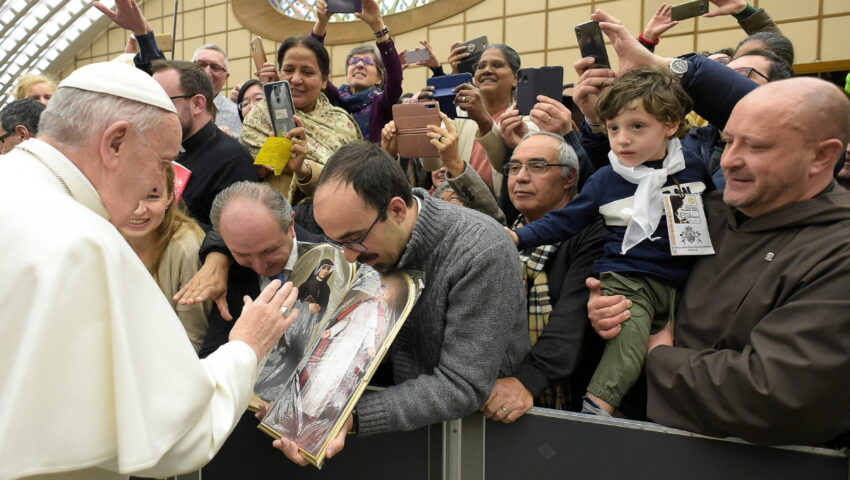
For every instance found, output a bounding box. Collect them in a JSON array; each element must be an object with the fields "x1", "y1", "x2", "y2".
[{"x1": 17, "y1": 145, "x2": 73, "y2": 197}]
